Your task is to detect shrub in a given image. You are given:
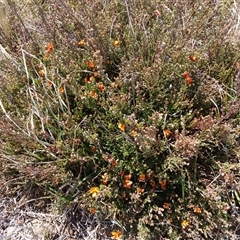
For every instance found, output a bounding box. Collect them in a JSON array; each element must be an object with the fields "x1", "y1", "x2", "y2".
[{"x1": 0, "y1": 0, "x2": 240, "y2": 239}]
